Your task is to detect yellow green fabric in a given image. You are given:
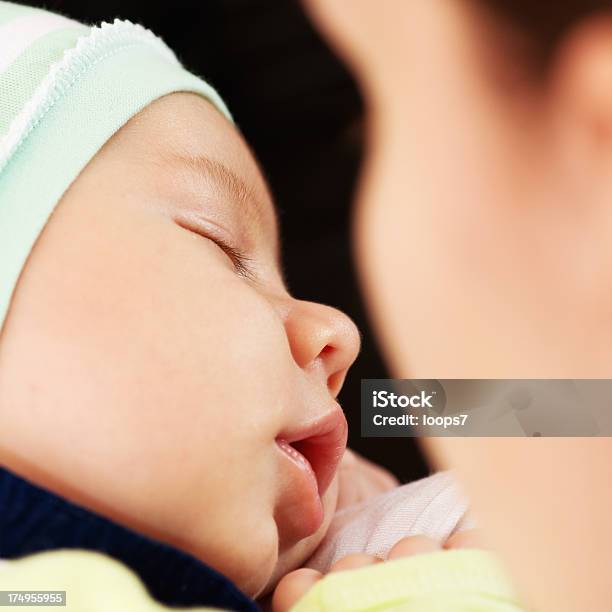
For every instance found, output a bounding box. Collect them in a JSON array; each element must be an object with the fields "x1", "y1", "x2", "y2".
[
  {"x1": 0, "y1": 550, "x2": 222, "y2": 611},
  {"x1": 0, "y1": 548, "x2": 525, "y2": 611},
  {"x1": 291, "y1": 549, "x2": 525, "y2": 612}
]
